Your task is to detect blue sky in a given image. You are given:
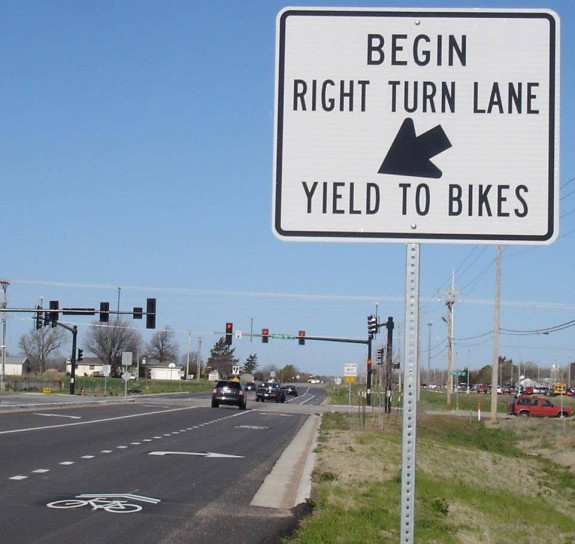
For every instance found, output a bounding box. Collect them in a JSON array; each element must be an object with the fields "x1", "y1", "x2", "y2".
[{"x1": 1, "y1": 0, "x2": 574, "y2": 379}]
